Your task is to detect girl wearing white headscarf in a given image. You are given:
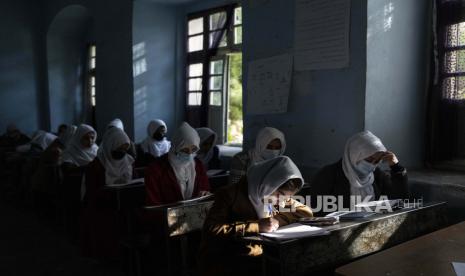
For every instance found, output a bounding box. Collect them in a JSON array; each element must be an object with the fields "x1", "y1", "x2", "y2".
[
  {"x1": 100, "y1": 118, "x2": 137, "y2": 160},
  {"x1": 229, "y1": 127, "x2": 286, "y2": 185},
  {"x1": 96, "y1": 127, "x2": 134, "y2": 185},
  {"x1": 310, "y1": 131, "x2": 408, "y2": 211},
  {"x1": 61, "y1": 124, "x2": 98, "y2": 167},
  {"x1": 144, "y1": 122, "x2": 209, "y2": 205},
  {"x1": 196, "y1": 127, "x2": 220, "y2": 170},
  {"x1": 199, "y1": 156, "x2": 312, "y2": 276},
  {"x1": 58, "y1": 125, "x2": 77, "y2": 148},
  {"x1": 140, "y1": 119, "x2": 171, "y2": 158},
  {"x1": 107, "y1": 118, "x2": 124, "y2": 130},
  {"x1": 31, "y1": 130, "x2": 58, "y2": 151}
]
